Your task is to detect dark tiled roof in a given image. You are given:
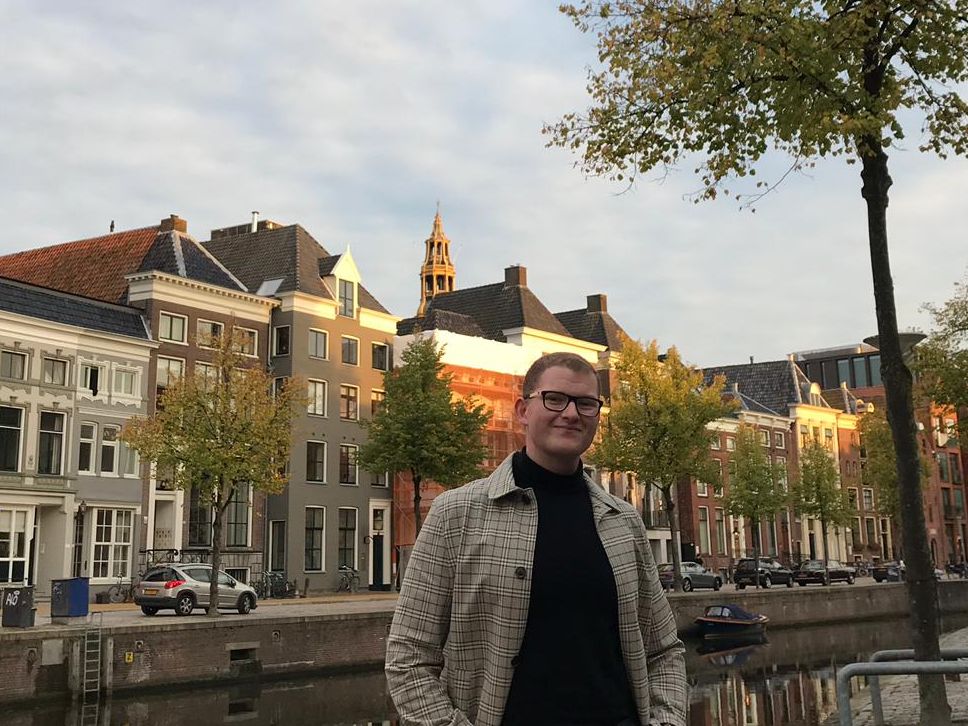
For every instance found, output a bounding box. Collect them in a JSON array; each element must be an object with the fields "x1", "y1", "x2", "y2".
[
  {"x1": 555, "y1": 308, "x2": 627, "y2": 350},
  {"x1": 408, "y1": 281, "x2": 572, "y2": 341},
  {"x1": 0, "y1": 277, "x2": 149, "y2": 339},
  {"x1": 397, "y1": 309, "x2": 485, "y2": 337},
  {"x1": 722, "y1": 389, "x2": 784, "y2": 417},
  {"x1": 359, "y1": 285, "x2": 390, "y2": 314},
  {"x1": 318, "y1": 255, "x2": 340, "y2": 277},
  {"x1": 704, "y1": 359, "x2": 808, "y2": 416},
  {"x1": 0, "y1": 226, "x2": 159, "y2": 303}
]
